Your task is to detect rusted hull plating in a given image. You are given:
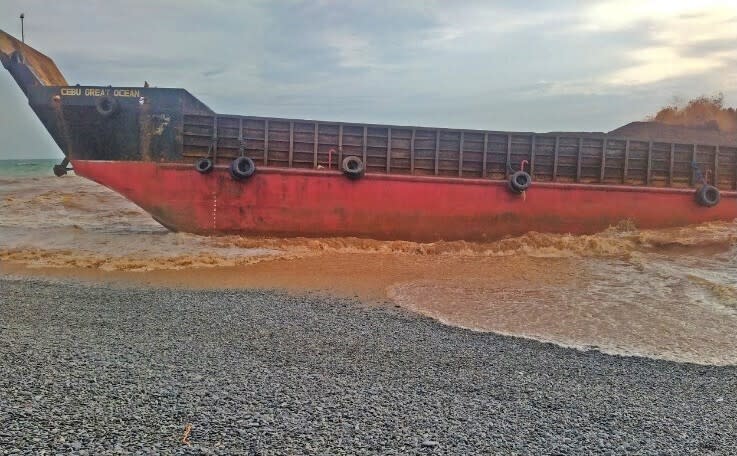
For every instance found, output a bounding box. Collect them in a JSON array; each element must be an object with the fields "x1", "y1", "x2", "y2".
[{"x1": 74, "y1": 160, "x2": 736, "y2": 241}]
